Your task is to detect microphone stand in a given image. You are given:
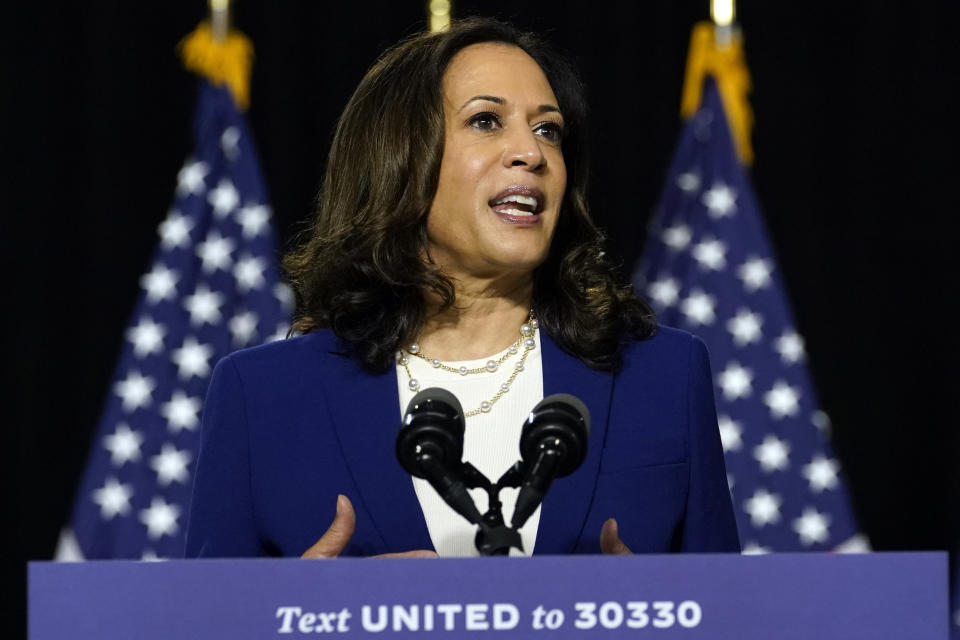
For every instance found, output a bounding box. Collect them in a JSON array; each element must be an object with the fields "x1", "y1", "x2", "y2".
[{"x1": 458, "y1": 461, "x2": 526, "y2": 556}]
